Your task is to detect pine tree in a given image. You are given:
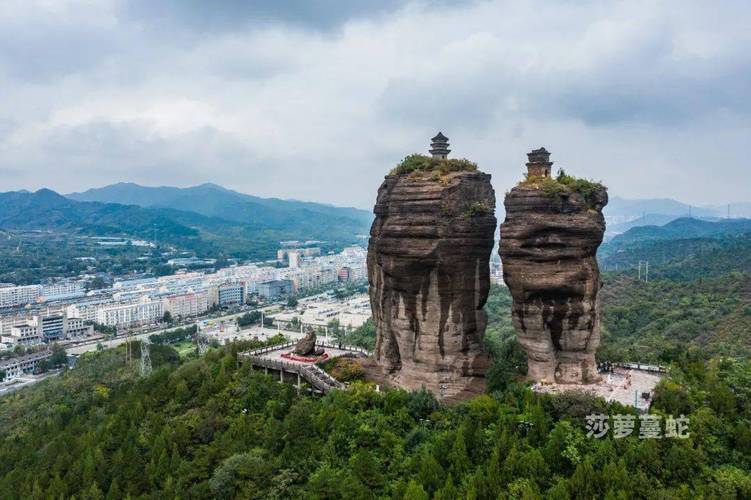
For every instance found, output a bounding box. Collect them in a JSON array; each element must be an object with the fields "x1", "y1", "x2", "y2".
[{"x1": 403, "y1": 479, "x2": 429, "y2": 500}]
